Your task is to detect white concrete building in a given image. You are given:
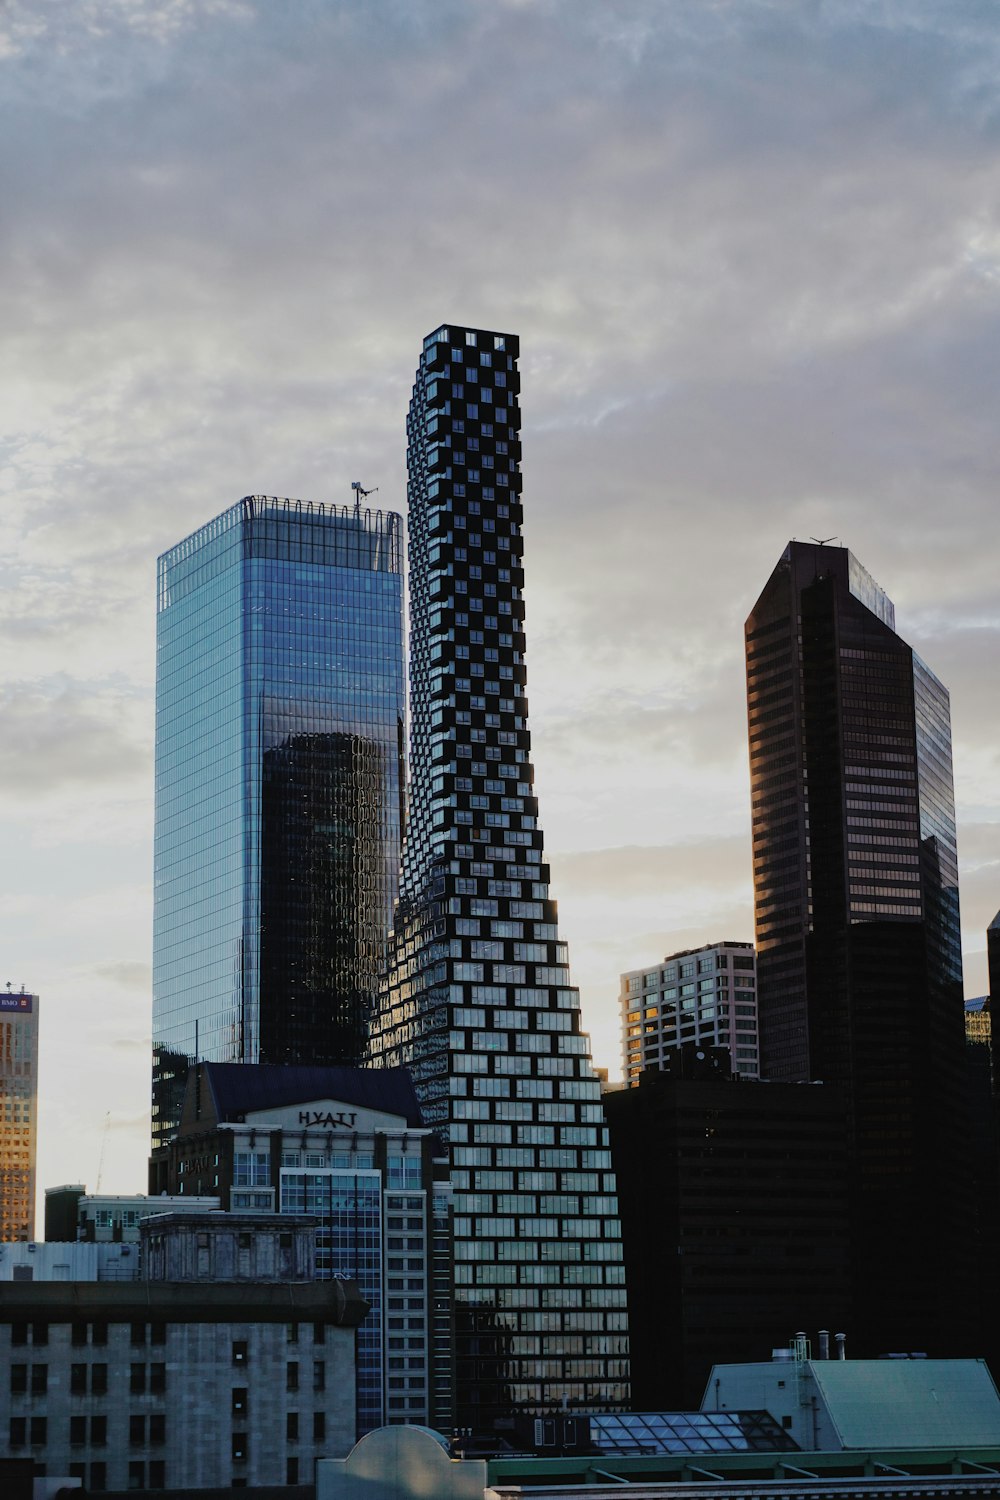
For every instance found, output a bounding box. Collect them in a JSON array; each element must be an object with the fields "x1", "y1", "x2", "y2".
[{"x1": 0, "y1": 1241, "x2": 138, "y2": 1283}]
